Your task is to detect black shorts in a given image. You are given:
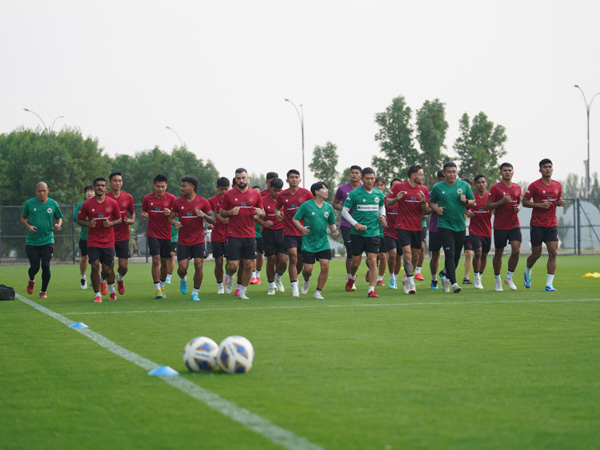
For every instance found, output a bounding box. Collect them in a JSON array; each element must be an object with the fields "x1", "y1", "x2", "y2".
[
  {"x1": 148, "y1": 237, "x2": 172, "y2": 258},
  {"x1": 79, "y1": 239, "x2": 88, "y2": 257},
  {"x1": 301, "y1": 249, "x2": 332, "y2": 264},
  {"x1": 530, "y1": 226, "x2": 558, "y2": 247},
  {"x1": 177, "y1": 243, "x2": 206, "y2": 260},
  {"x1": 384, "y1": 236, "x2": 400, "y2": 253},
  {"x1": 341, "y1": 226, "x2": 352, "y2": 260},
  {"x1": 26, "y1": 244, "x2": 54, "y2": 266},
  {"x1": 464, "y1": 235, "x2": 473, "y2": 252},
  {"x1": 170, "y1": 242, "x2": 177, "y2": 254},
  {"x1": 284, "y1": 235, "x2": 303, "y2": 251},
  {"x1": 115, "y1": 240, "x2": 130, "y2": 259},
  {"x1": 88, "y1": 246, "x2": 115, "y2": 267},
  {"x1": 469, "y1": 235, "x2": 491, "y2": 253},
  {"x1": 227, "y1": 237, "x2": 257, "y2": 261},
  {"x1": 378, "y1": 236, "x2": 386, "y2": 253},
  {"x1": 212, "y1": 241, "x2": 227, "y2": 259},
  {"x1": 494, "y1": 228, "x2": 522, "y2": 249},
  {"x1": 397, "y1": 229, "x2": 423, "y2": 249},
  {"x1": 256, "y1": 237, "x2": 264, "y2": 254},
  {"x1": 429, "y1": 231, "x2": 442, "y2": 252},
  {"x1": 351, "y1": 235, "x2": 380, "y2": 256},
  {"x1": 262, "y1": 229, "x2": 286, "y2": 257}
]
